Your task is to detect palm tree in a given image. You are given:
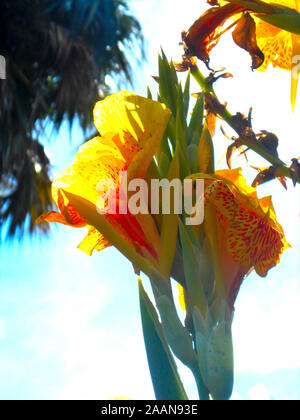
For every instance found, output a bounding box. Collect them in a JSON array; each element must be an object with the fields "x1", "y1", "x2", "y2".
[{"x1": 0, "y1": 0, "x2": 143, "y2": 237}]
